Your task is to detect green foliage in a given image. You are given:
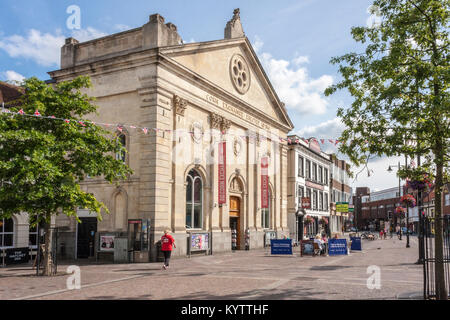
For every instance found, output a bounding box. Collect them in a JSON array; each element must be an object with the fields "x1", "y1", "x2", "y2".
[
  {"x1": 0, "y1": 76, "x2": 133, "y2": 225},
  {"x1": 325, "y1": 0, "x2": 449, "y2": 183}
]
